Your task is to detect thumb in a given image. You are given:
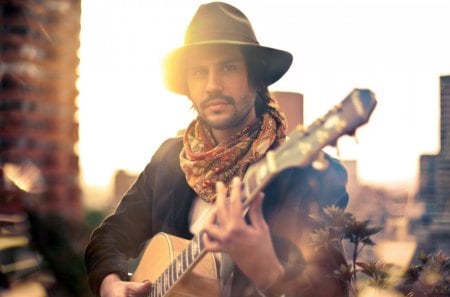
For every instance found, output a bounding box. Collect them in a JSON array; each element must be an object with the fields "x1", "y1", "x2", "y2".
[{"x1": 129, "y1": 280, "x2": 152, "y2": 294}]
